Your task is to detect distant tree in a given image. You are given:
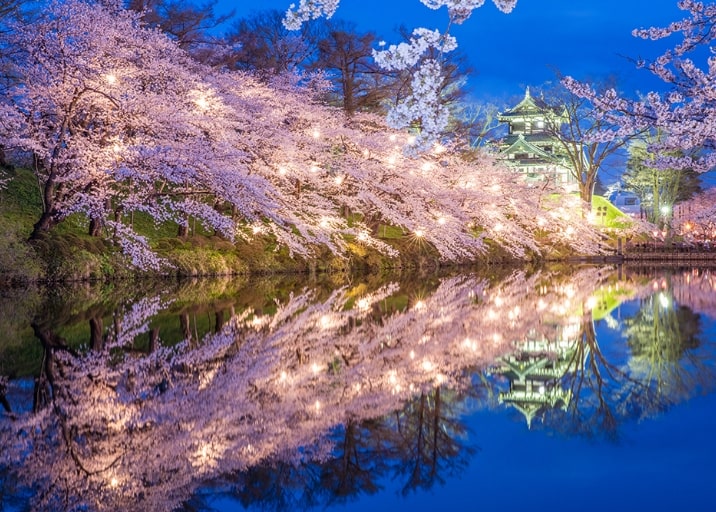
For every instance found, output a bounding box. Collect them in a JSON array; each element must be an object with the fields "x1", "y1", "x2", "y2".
[
  {"x1": 312, "y1": 21, "x2": 390, "y2": 114},
  {"x1": 452, "y1": 101, "x2": 503, "y2": 149},
  {"x1": 126, "y1": 0, "x2": 233, "y2": 62},
  {"x1": 538, "y1": 79, "x2": 640, "y2": 204},
  {"x1": 225, "y1": 9, "x2": 321, "y2": 75},
  {"x1": 623, "y1": 133, "x2": 701, "y2": 225}
]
